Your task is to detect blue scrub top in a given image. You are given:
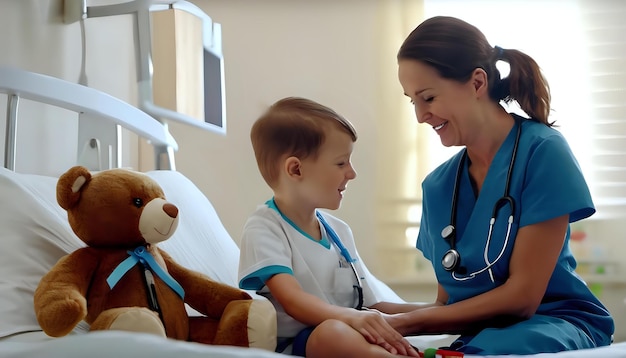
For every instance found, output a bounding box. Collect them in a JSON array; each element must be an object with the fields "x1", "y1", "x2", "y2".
[{"x1": 416, "y1": 116, "x2": 614, "y2": 354}]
